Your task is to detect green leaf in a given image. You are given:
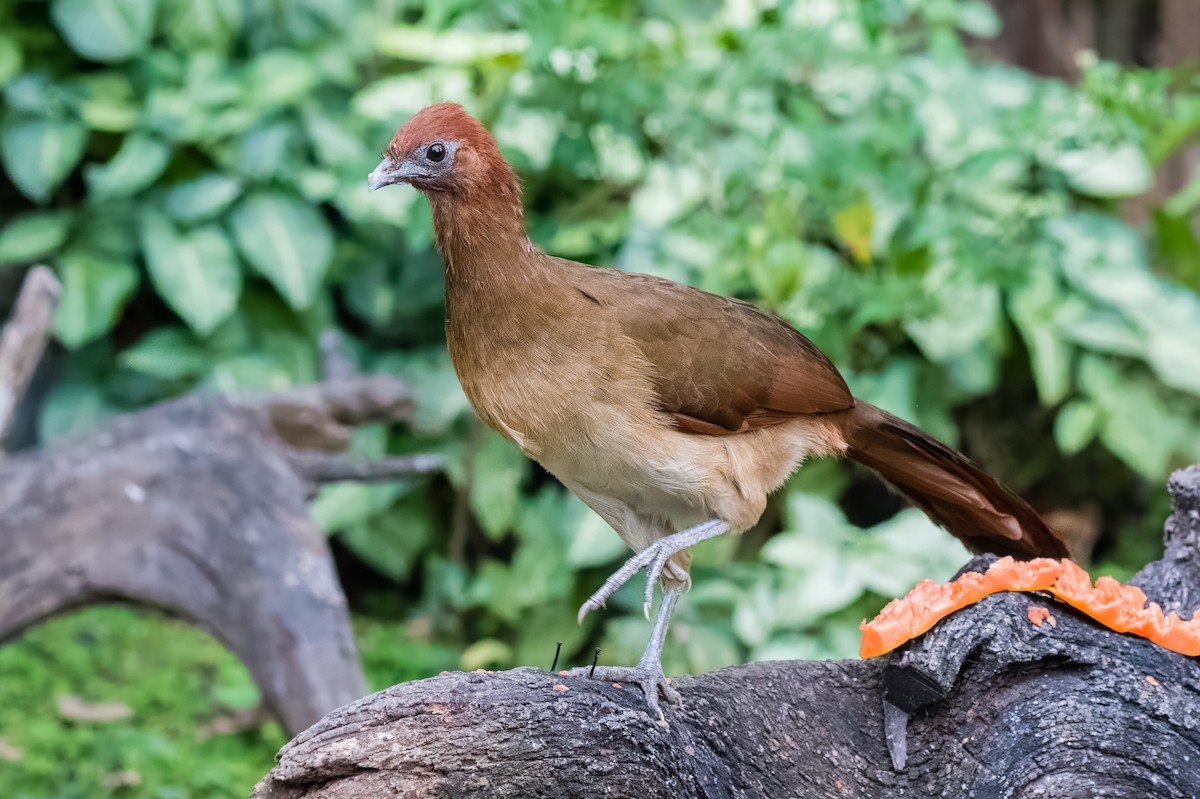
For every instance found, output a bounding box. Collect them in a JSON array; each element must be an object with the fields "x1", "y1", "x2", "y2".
[
  {"x1": 564, "y1": 499, "x2": 628, "y2": 568},
  {"x1": 1051, "y1": 214, "x2": 1154, "y2": 315},
  {"x1": 1054, "y1": 400, "x2": 1099, "y2": 455},
  {"x1": 762, "y1": 493, "x2": 848, "y2": 568},
  {"x1": 51, "y1": 0, "x2": 157, "y2": 63},
  {"x1": 1020, "y1": 322, "x2": 1070, "y2": 405},
  {"x1": 0, "y1": 34, "x2": 22, "y2": 87},
  {"x1": 55, "y1": 253, "x2": 140, "y2": 348},
  {"x1": 1098, "y1": 385, "x2": 1179, "y2": 478},
  {"x1": 459, "y1": 639, "x2": 513, "y2": 671},
  {"x1": 468, "y1": 430, "x2": 529, "y2": 540},
  {"x1": 376, "y1": 348, "x2": 469, "y2": 435},
  {"x1": 1052, "y1": 143, "x2": 1153, "y2": 199},
  {"x1": 162, "y1": 0, "x2": 243, "y2": 51},
  {"x1": 1011, "y1": 269, "x2": 1071, "y2": 405},
  {"x1": 1145, "y1": 328, "x2": 1200, "y2": 396},
  {"x1": 234, "y1": 123, "x2": 292, "y2": 180},
  {"x1": 313, "y1": 482, "x2": 408, "y2": 535},
  {"x1": 245, "y1": 50, "x2": 318, "y2": 109},
  {"x1": 117, "y1": 328, "x2": 209, "y2": 380},
  {"x1": 206, "y1": 353, "x2": 293, "y2": 391},
  {"x1": 1077, "y1": 353, "x2": 1123, "y2": 398},
  {"x1": 4, "y1": 73, "x2": 53, "y2": 114},
  {"x1": 0, "y1": 211, "x2": 73, "y2": 266},
  {"x1": 852, "y1": 510, "x2": 967, "y2": 596},
  {"x1": 0, "y1": 118, "x2": 87, "y2": 203},
  {"x1": 84, "y1": 133, "x2": 172, "y2": 199},
  {"x1": 166, "y1": 174, "x2": 243, "y2": 223},
  {"x1": 1153, "y1": 209, "x2": 1200, "y2": 292},
  {"x1": 228, "y1": 191, "x2": 332, "y2": 309},
  {"x1": 492, "y1": 108, "x2": 560, "y2": 173},
  {"x1": 747, "y1": 238, "x2": 805, "y2": 303},
  {"x1": 1059, "y1": 309, "x2": 1144, "y2": 357},
  {"x1": 39, "y1": 379, "x2": 113, "y2": 441},
  {"x1": 905, "y1": 280, "x2": 1000, "y2": 364},
  {"x1": 681, "y1": 626, "x2": 742, "y2": 674},
  {"x1": 65, "y1": 72, "x2": 139, "y2": 132},
  {"x1": 140, "y1": 211, "x2": 242, "y2": 335},
  {"x1": 506, "y1": 534, "x2": 572, "y2": 608},
  {"x1": 1163, "y1": 165, "x2": 1200, "y2": 218},
  {"x1": 774, "y1": 560, "x2": 863, "y2": 625},
  {"x1": 956, "y1": 1, "x2": 1001, "y2": 37},
  {"x1": 303, "y1": 111, "x2": 366, "y2": 168},
  {"x1": 1079, "y1": 357, "x2": 1180, "y2": 477},
  {"x1": 375, "y1": 26, "x2": 529, "y2": 64}
]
